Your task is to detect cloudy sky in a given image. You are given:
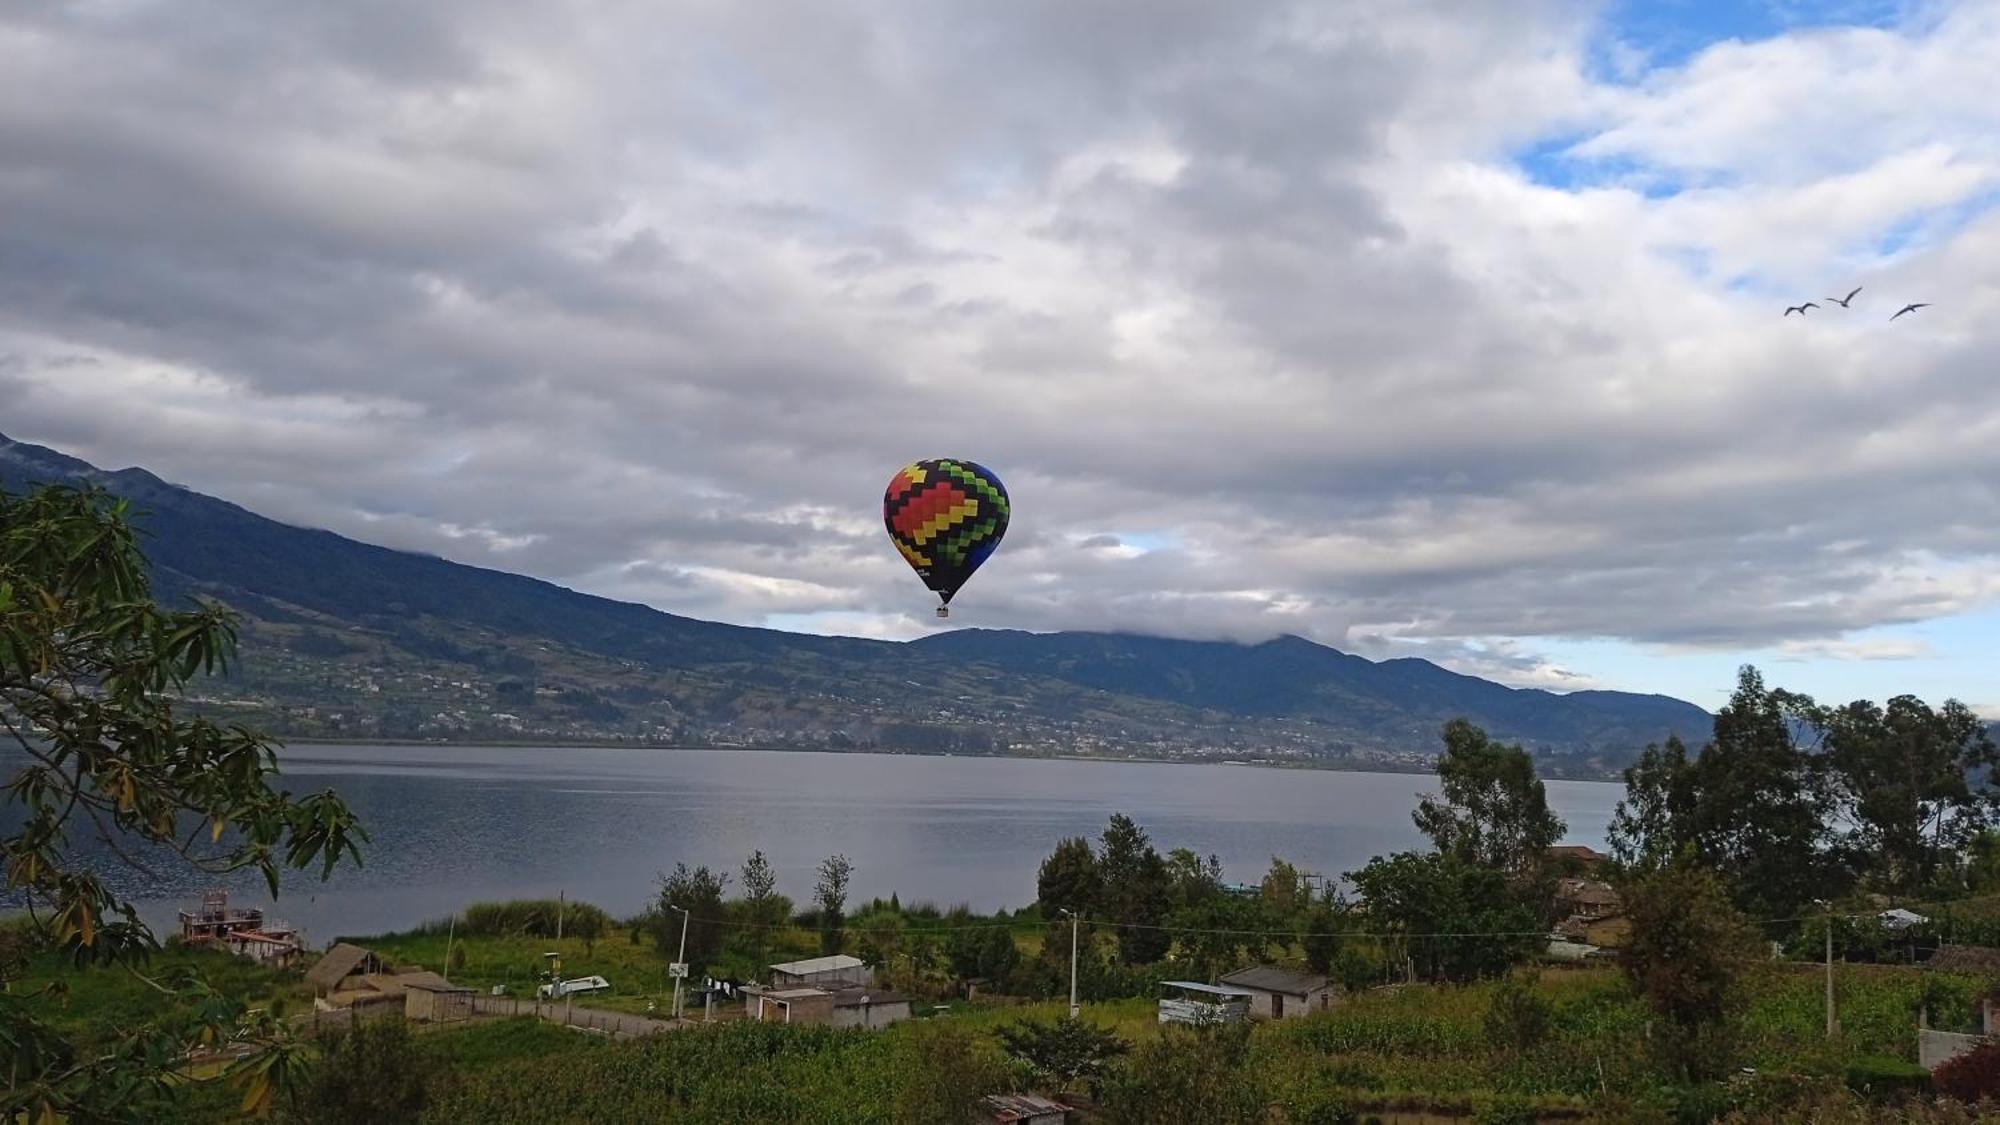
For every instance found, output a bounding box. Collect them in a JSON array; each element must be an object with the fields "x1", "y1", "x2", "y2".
[{"x1": 4, "y1": 0, "x2": 1998, "y2": 711}]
